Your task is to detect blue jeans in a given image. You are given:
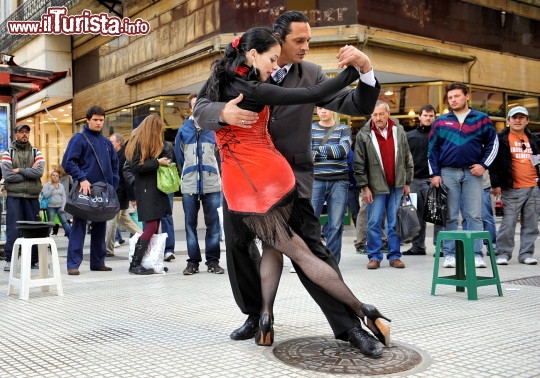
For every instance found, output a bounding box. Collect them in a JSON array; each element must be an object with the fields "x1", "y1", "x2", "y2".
[
  {"x1": 441, "y1": 167, "x2": 483, "y2": 257},
  {"x1": 462, "y1": 188, "x2": 497, "y2": 250},
  {"x1": 182, "y1": 192, "x2": 221, "y2": 266},
  {"x1": 366, "y1": 186, "x2": 402, "y2": 262},
  {"x1": 46, "y1": 208, "x2": 71, "y2": 237},
  {"x1": 160, "y1": 193, "x2": 175, "y2": 254},
  {"x1": 311, "y1": 179, "x2": 348, "y2": 263}
]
